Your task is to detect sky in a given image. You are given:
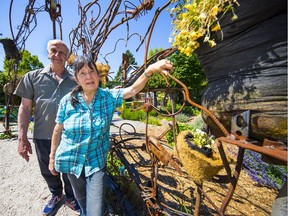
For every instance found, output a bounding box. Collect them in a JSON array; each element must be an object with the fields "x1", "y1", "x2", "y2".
[{"x1": 0, "y1": 1, "x2": 174, "y2": 78}]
